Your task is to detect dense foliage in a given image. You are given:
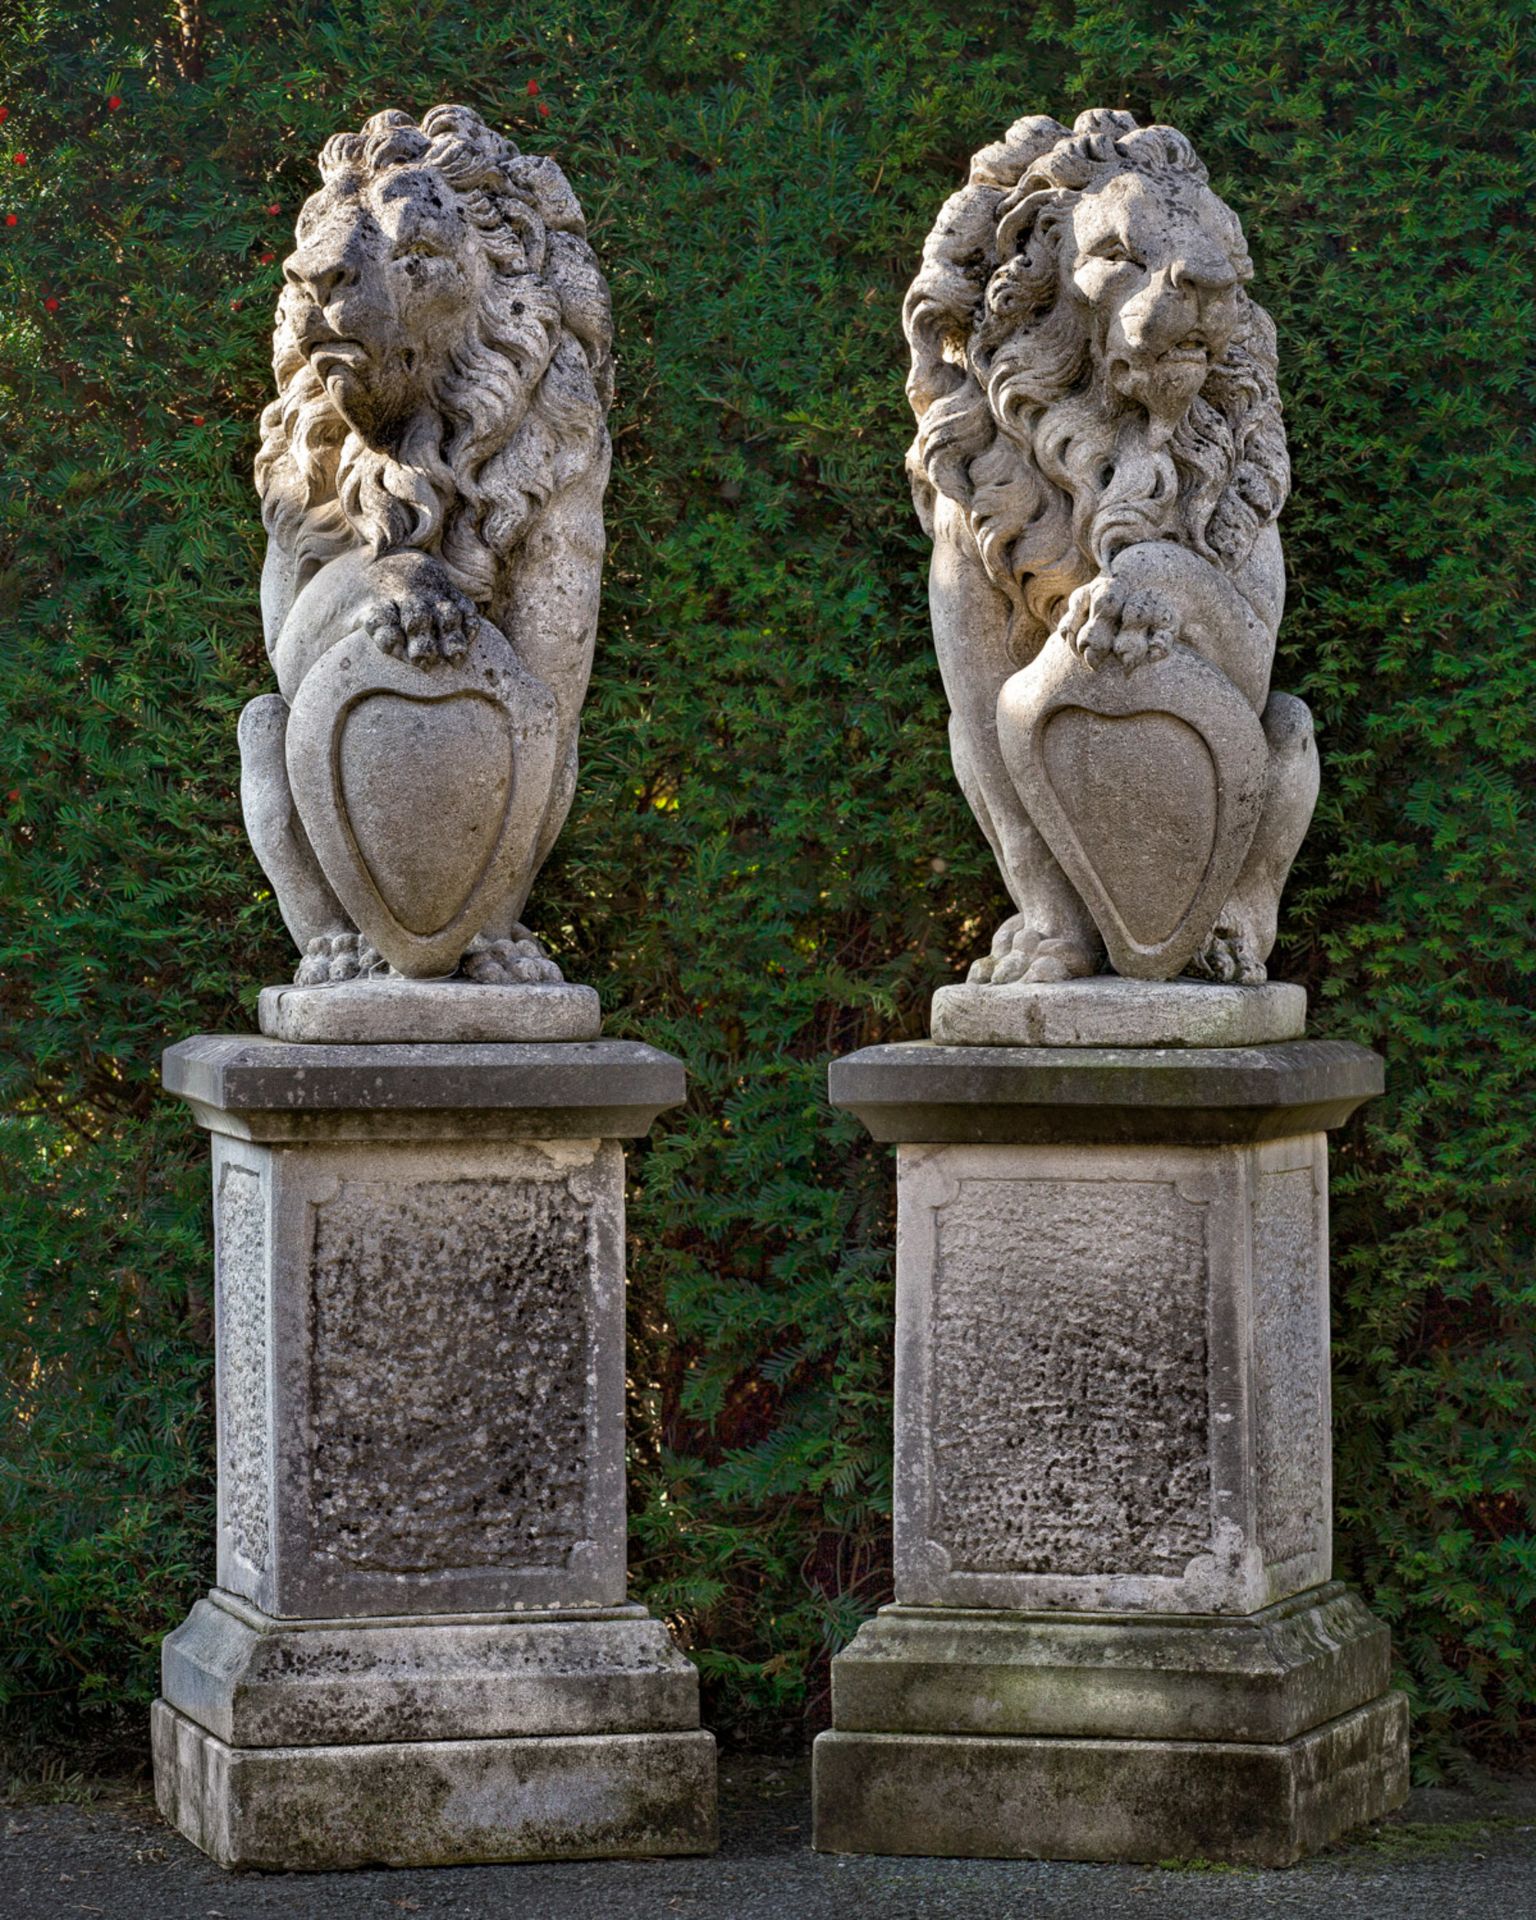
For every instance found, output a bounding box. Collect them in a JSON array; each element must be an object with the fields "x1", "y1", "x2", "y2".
[{"x1": 2, "y1": 0, "x2": 1531, "y2": 1770}]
